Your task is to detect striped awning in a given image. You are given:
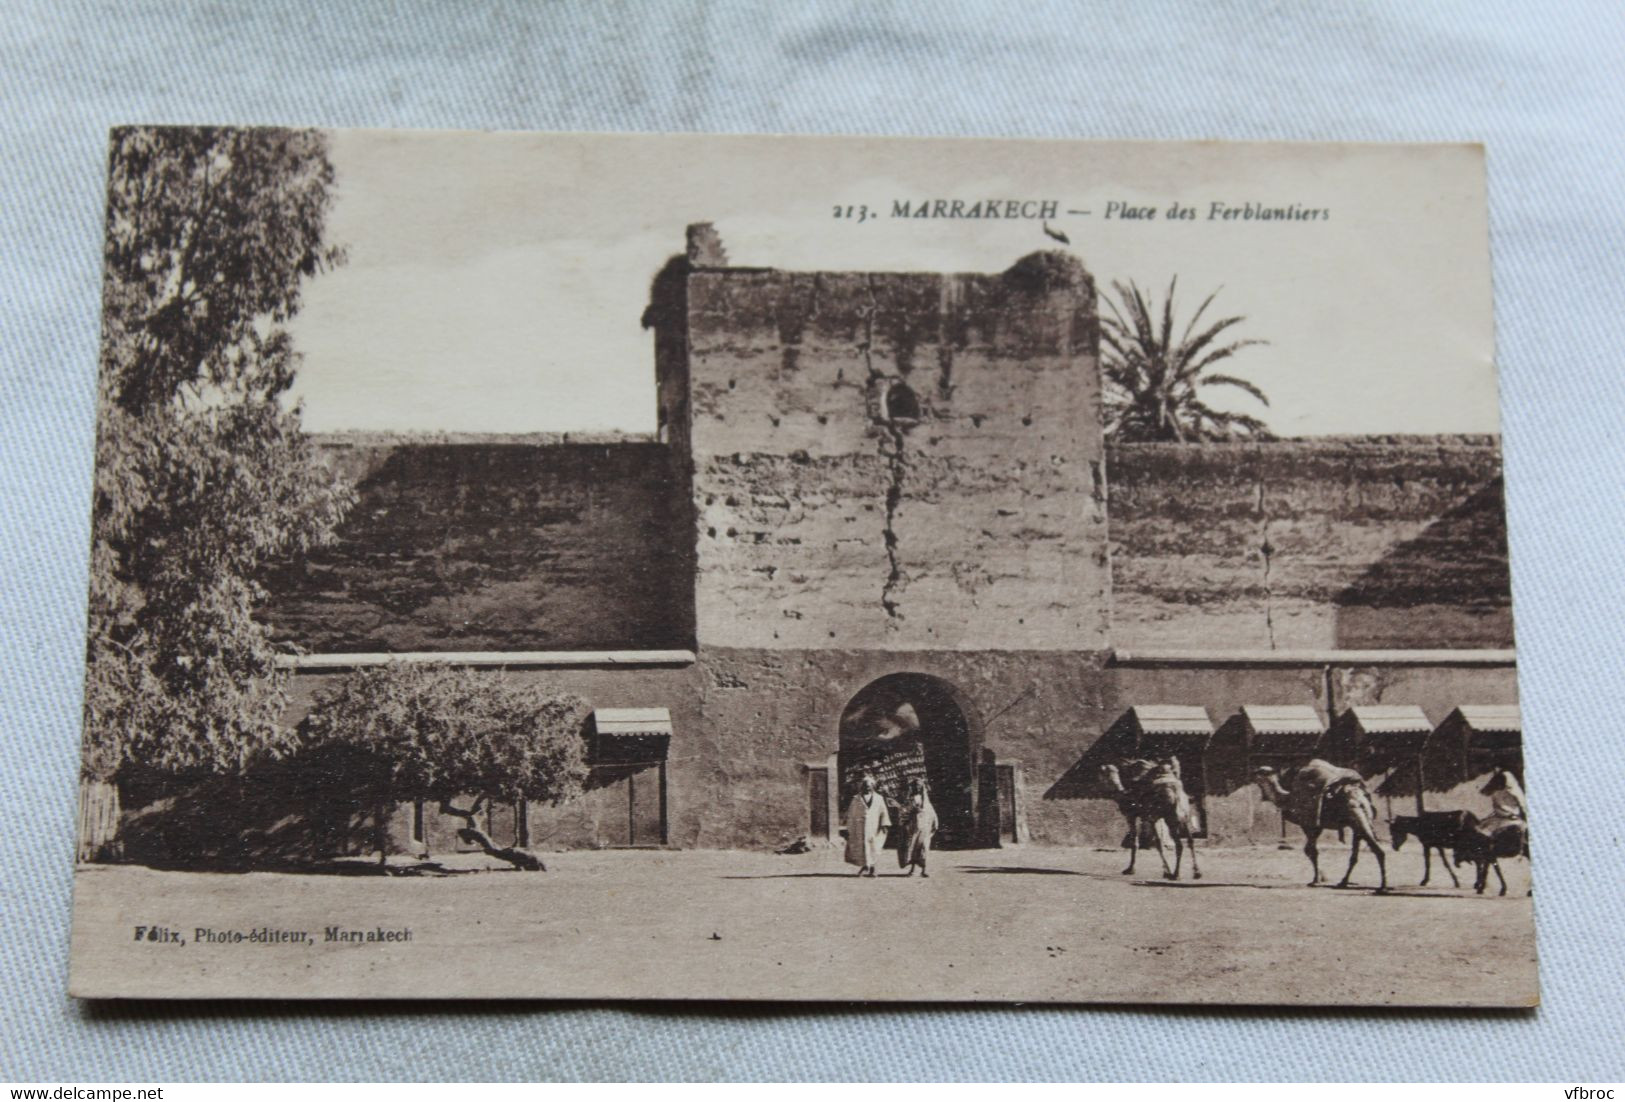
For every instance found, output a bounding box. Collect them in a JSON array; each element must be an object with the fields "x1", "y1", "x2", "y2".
[
  {"x1": 1124, "y1": 708, "x2": 1215, "y2": 750},
  {"x1": 1239, "y1": 704, "x2": 1324, "y2": 755},
  {"x1": 593, "y1": 707, "x2": 673, "y2": 736},
  {"x1": 1240, "y1": 704, "x2": 1324, "y2": 735},
  {"x1": 1452, "y1": 705, "x2": 1521, "y2": 734},
  {"x1": 1346, "y1": 705, "x2": 1431, "y2": 735},
  {"x1": 1128, "y1": 705, "x2": 1214, "y2": 737},
  {"x1": 590, "y1": 707, "x2": 671, "y2": 767}
]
